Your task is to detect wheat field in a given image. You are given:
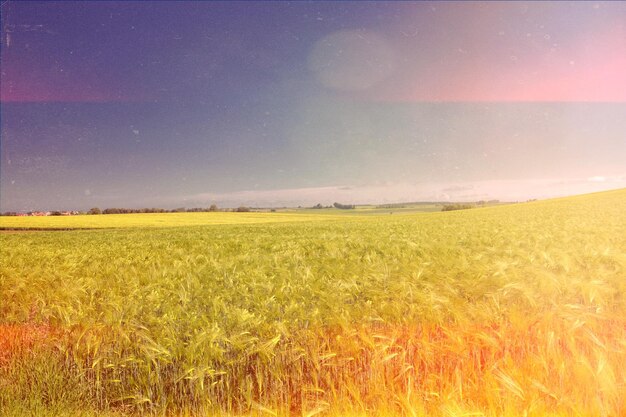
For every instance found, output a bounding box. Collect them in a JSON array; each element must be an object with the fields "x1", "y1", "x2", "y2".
[{"x1": 1, "y1": 189, "x2": 625, "y2": 416}]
